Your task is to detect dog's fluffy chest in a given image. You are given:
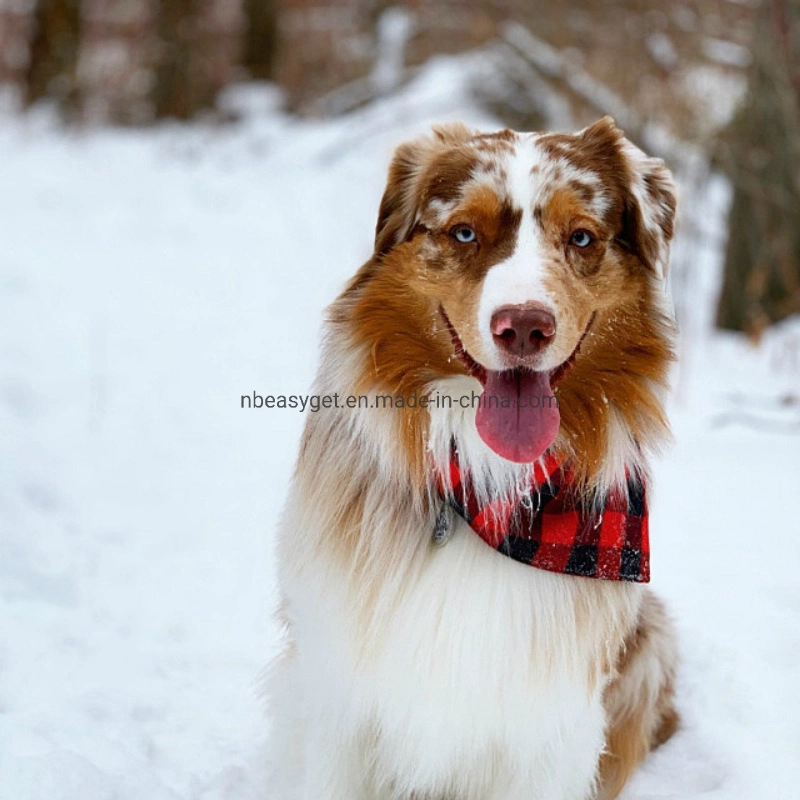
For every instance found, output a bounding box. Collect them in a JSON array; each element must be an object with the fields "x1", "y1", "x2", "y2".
[{"x1": 284, "y1": 517, "x2": 639, "y2": 799}]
